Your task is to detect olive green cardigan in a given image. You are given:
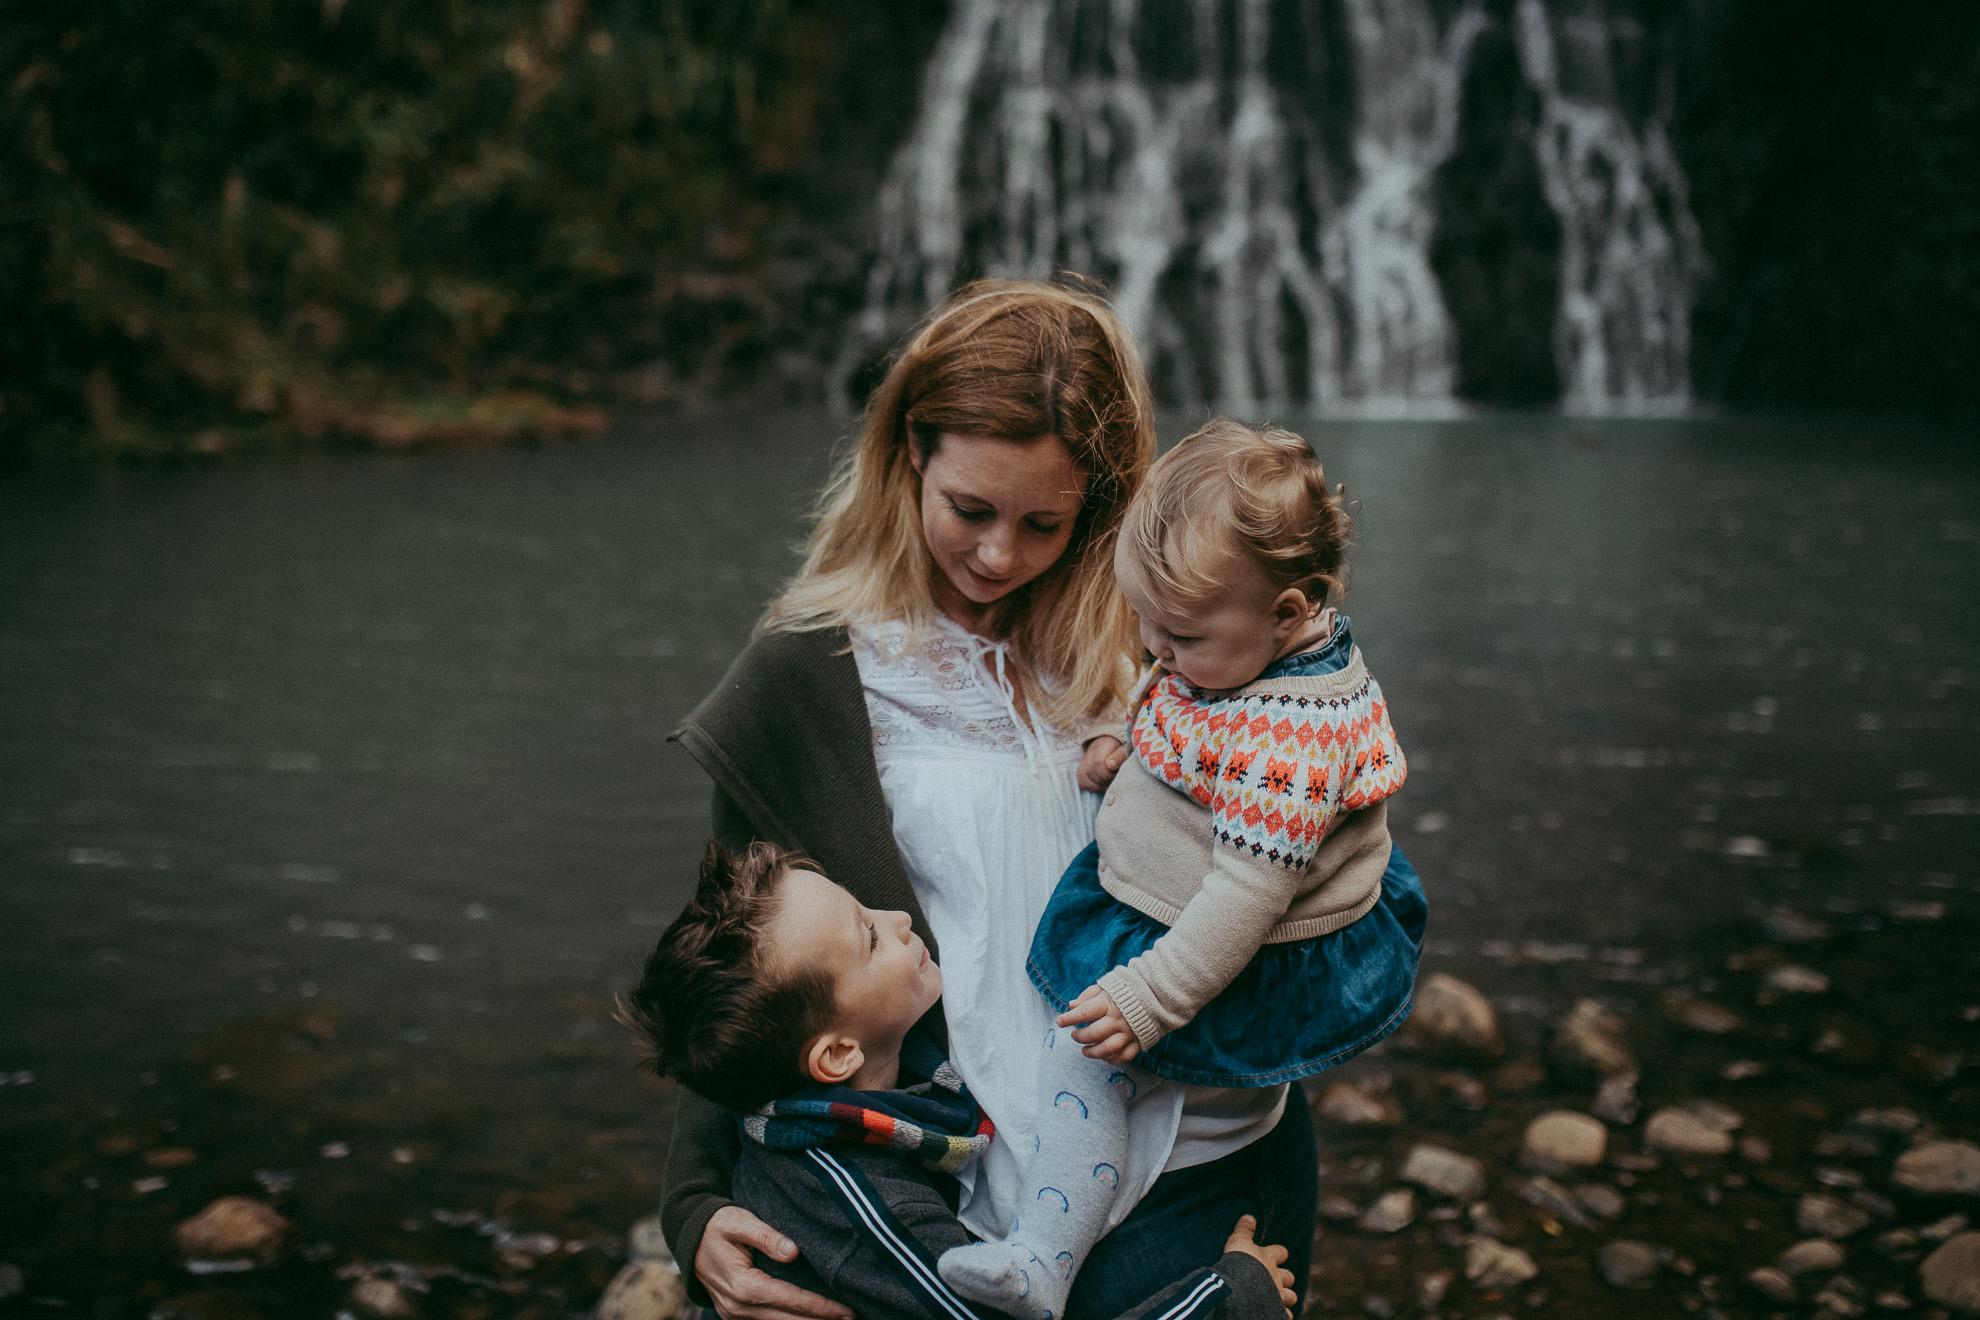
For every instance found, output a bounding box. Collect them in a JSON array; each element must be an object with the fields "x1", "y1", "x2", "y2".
[{"x1": 662, "y1": 624, "x2": 946, "y2": 1302}]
